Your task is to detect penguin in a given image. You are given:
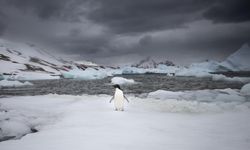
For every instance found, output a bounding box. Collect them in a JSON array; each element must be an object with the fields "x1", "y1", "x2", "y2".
[{"x1": 109, "y1": 84, "x2": 129, "y2": 111}]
